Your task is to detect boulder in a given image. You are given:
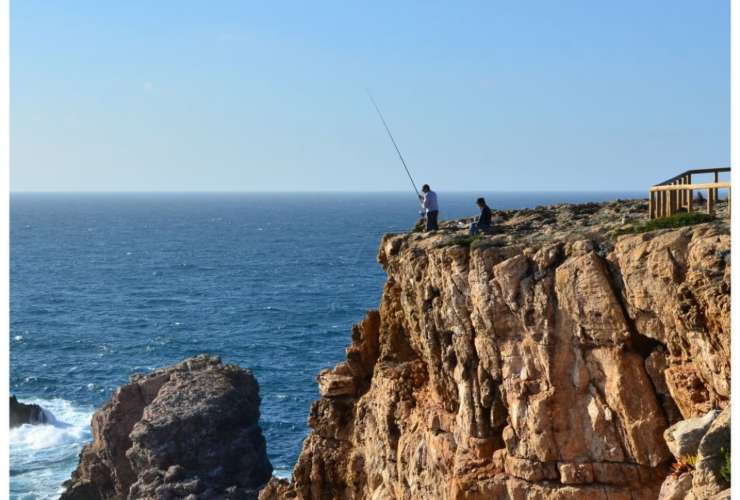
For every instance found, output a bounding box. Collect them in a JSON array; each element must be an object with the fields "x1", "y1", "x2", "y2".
[
  {"x1": 664, "y1": 410, "x2": 720, "y2": 460},
  {"x1": 9, "y1": 395, "x2": 48, "y2": 427},
  {"x1": 692, "y1": 407, "x2": 730, "y2": 499},
  {"x1": 60, "y1": 355, "x2": 272, "y2": 500},
  {"x1": 658, "y1": 473, "x2": 693, "y2": 500}
]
